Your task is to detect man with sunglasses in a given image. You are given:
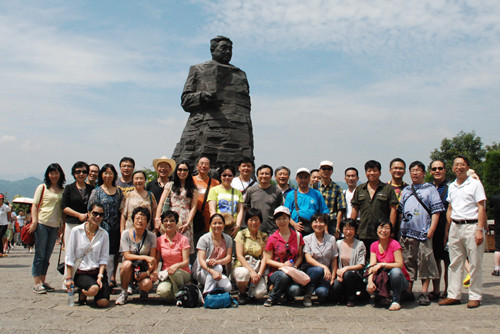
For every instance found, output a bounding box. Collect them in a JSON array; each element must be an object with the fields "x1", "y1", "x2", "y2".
[
  {"x1": 317, "y1": 161, "x2": 346, "y2": 237},
  {"x1": 429, "y1": 159, "x2": 451, "y2": 300}
]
